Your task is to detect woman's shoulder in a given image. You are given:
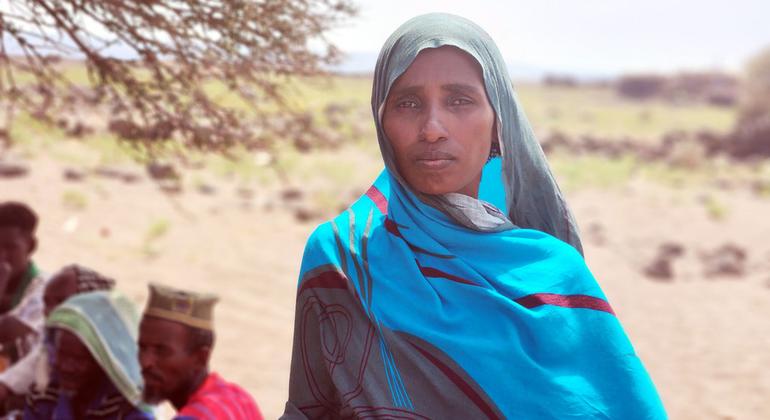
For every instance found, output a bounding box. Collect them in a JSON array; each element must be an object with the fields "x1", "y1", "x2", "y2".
[
  {"x1": 305, "y1": 180, "x2": 387, "y2": 247},
  {"x1": 303, "y1": 220, "x2": 336, "y2": 252},
  {"x1": 299, "y1": 182, "x2": 387, "y2": 276}
]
